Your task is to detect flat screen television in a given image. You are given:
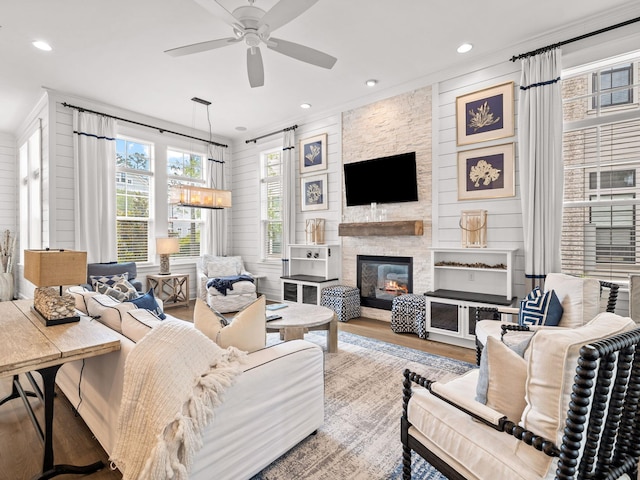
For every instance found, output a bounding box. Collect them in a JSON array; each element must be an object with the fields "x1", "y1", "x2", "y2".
[{"x1": 343, "y1": 152, "x2": 418, "y2": 206}]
